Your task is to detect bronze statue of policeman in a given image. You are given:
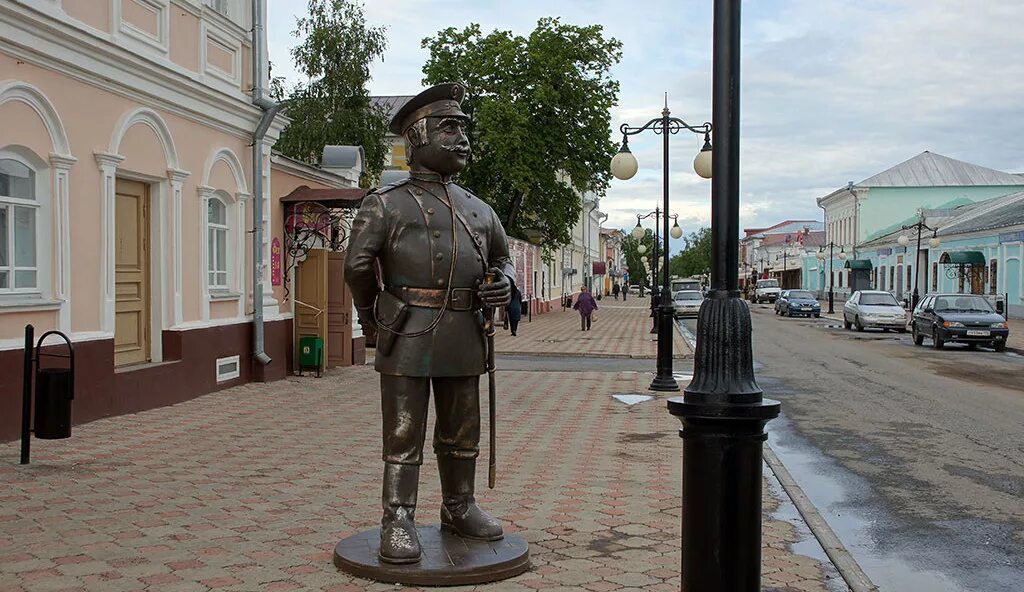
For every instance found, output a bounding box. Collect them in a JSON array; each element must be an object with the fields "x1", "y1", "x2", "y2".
[{"x1": 344, "y1": 83, "x2": 515, "y2": 565}]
